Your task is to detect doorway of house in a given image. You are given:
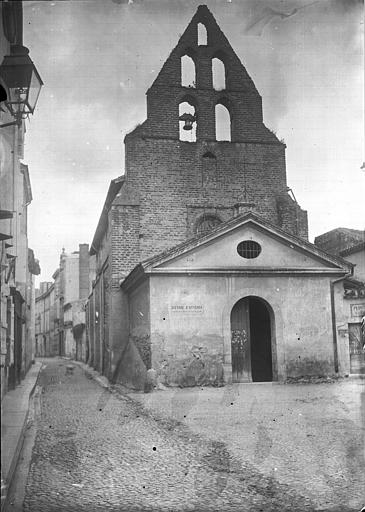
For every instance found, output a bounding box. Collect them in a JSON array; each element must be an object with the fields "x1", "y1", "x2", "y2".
[
  {"x1": 348, "y1": 323, "x2": 365, "y2": 374},
  {"x1": 230, "y1": 296, "x2": 273, "y2": 382}
]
